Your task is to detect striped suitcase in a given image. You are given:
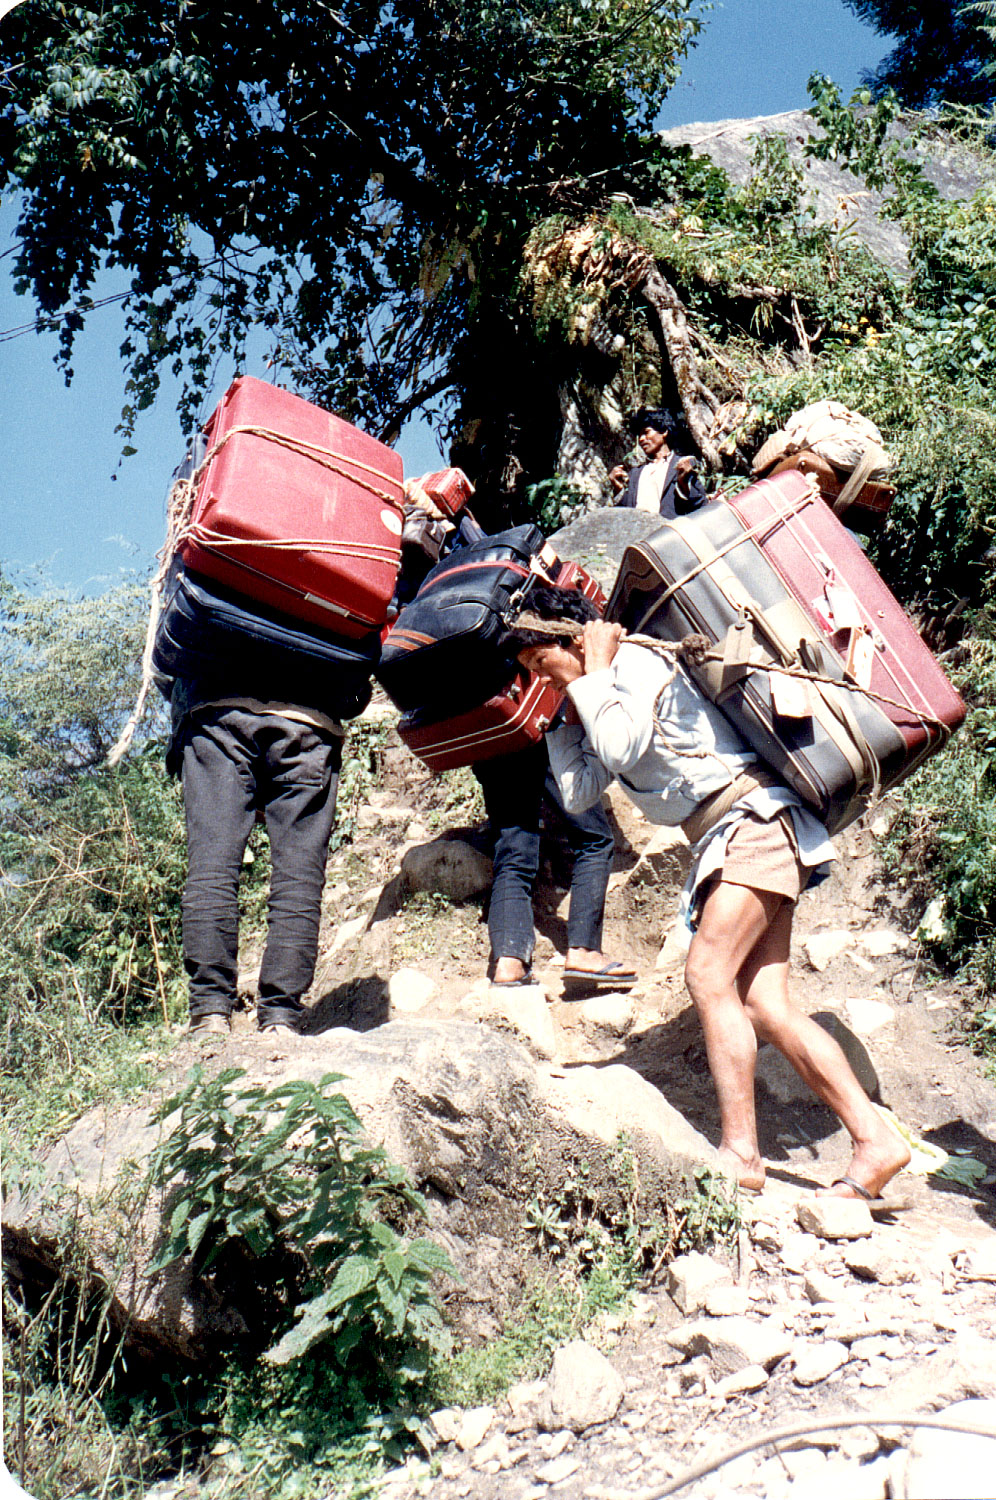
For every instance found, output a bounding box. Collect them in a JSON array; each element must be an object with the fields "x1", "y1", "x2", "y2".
[
  {"x1": 178, "y1": 376, "x2": 405, "y2": 638},
  {"x1": 605, "y1": 498, "x2": 910, "y2": 833}
]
